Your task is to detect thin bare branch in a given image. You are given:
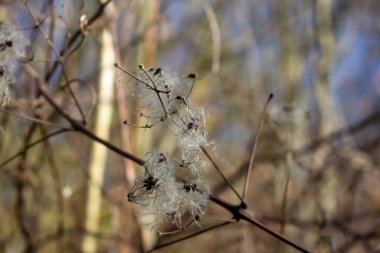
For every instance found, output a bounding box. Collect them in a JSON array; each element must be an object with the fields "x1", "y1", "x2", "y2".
[
  {"x1": 209, "y1": 195, "x2": 311, "y2": 253},
  {"x1": 23, "y1": 0, "x2": 87, "y2": 123},
  {"x1": 242, "y1": 93, "x2": 273, "y2": 199},
  {"x1": 138, "y1": 64, "x2": 168, "y2": 118}
]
